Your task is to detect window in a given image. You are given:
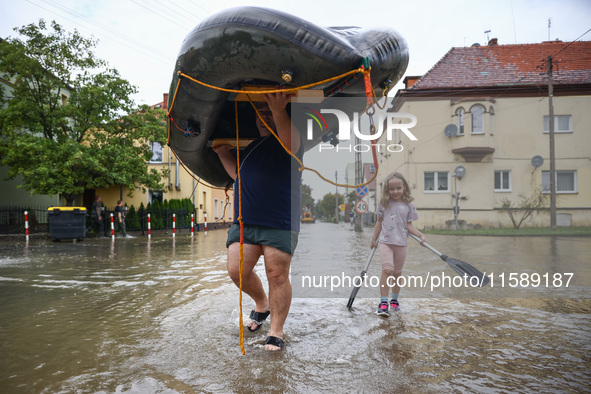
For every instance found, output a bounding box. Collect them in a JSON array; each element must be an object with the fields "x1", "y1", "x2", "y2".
[
  {"x1": 214, "y1": 198, "x2": 219, "y2": 219},
  {"x1": 543, "y1": 115, "x2": 572, "y2": 133},
  {"x1": 150, "y1": 142, "x2": 163, "y2": 162},
  {"x1": 149, "y1": 190, "x2": 163, "y2": 204},
  {"x1": 424, "y1": 171, "x2": 449, "y2": 192},
  {"x1": 470, "y1": 105, "x2": 484, "y2": 134},
  {"x1": 456, "y1": 108, "x2": 465, "y2": 135},
  {"x1": 542, "y1": 170, "x2": 577, "y2": 193},
  {"x1": 494, "y1": 170, "x2": 511, "y2": 192}
]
